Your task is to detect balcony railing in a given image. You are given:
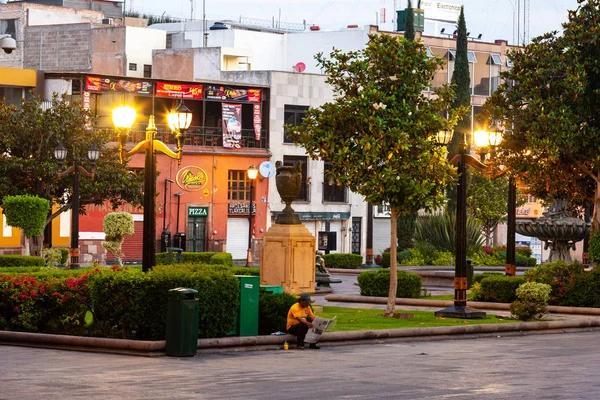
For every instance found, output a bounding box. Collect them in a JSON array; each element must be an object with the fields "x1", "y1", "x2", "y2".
[{"x1": 103, "y1": 124, "x2": 269, "y2": 149}]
